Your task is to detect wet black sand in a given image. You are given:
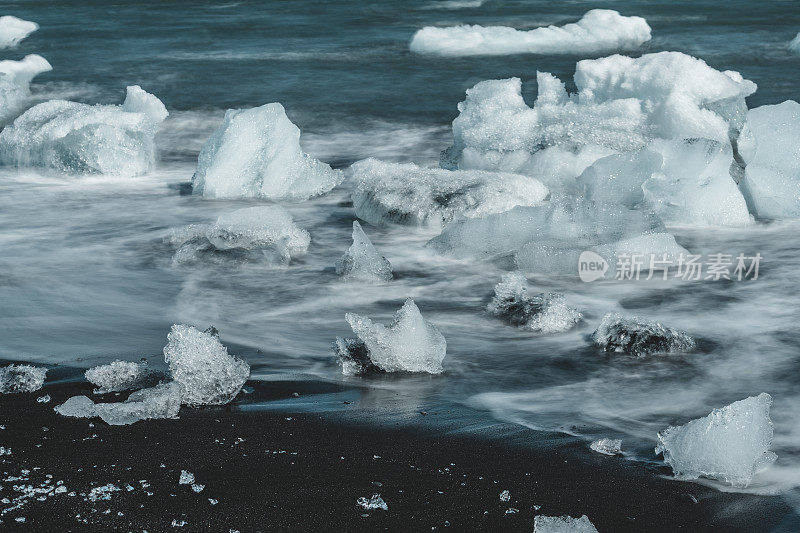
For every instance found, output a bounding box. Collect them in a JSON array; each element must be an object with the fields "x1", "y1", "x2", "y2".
[{"x1": 1, "y1": 380, "x2": 798, "y2": 532}]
